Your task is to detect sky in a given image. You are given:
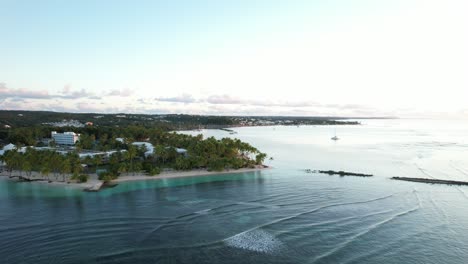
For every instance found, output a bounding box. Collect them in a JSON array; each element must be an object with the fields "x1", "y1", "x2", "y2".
[{"x1": 1, "y1": 0, "x2": 467, "y2": 117}]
